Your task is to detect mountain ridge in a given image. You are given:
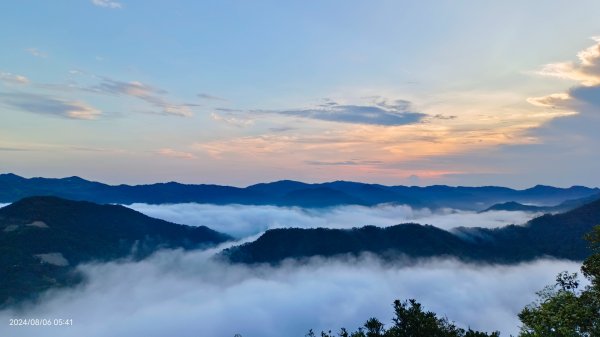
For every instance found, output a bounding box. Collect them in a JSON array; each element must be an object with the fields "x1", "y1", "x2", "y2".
[
  {"x1": 1, "y1": 173, "x2": 598, "y2": 211},
  {"x1": 0, "y1": 196, "x2": 231, "y2": 306},
  {"x1": 223, "y1": 198, "x2": 600, "y2": 264}
]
